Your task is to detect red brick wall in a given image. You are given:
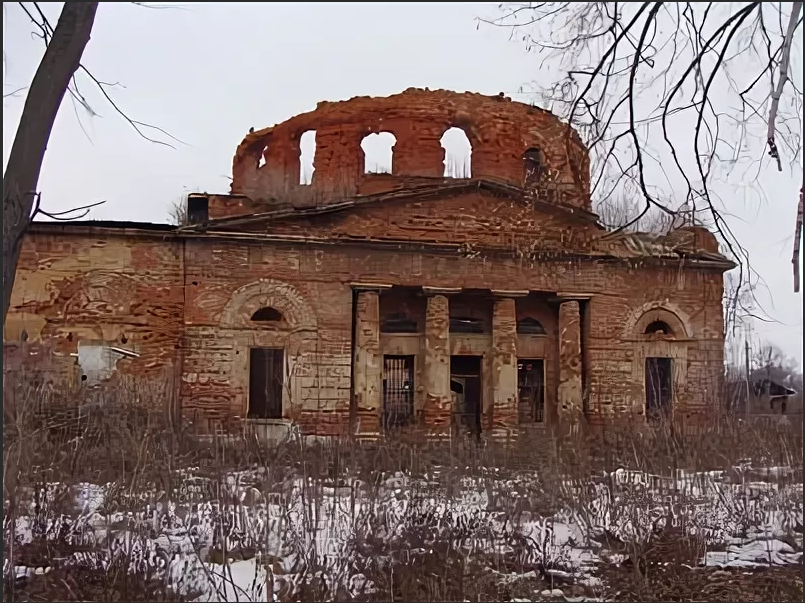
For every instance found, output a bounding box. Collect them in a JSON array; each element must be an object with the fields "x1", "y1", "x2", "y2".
[
  {"x1": 180, "y1": 238, "x2": 353, "y2": 432},
  {"x1": 4, "y1": 228, "x2": 184, "y2": 384},
  {"x1": 231, "y1": 88, "x2": 590, "y2": 209},
  {"x1": 6, "y1": 220, "x2": 725, "y2": 432},
  {"x1": 248, "y1": 191, "x2": 599, "y2": 253}
]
